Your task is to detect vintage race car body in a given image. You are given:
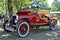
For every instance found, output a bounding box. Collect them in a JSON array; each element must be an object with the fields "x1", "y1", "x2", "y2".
[
  {"x1": 17, "y1": 10, "x2": 50, "y2": 25},
  {"x1": 17, "y1": 9, "x2": 58, "y2": 25},
  {"x1": 3, "y1": 3, "x2": 58, "y2": 37}
]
